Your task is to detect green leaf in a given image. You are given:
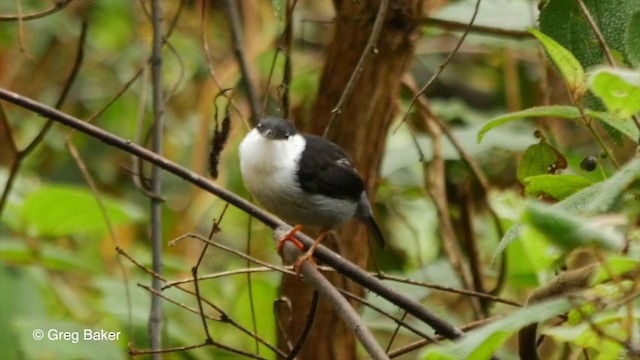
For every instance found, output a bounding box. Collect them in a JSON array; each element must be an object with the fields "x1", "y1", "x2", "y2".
[
  {"x1": 493, "y1": 157, "x2": 640, "y2": 261},
  {"x1": 421, "y1": 298, "x2": 572, "y2": 360},
  {"x1": 517, "y1": 142, "x2": 566, "y2": 183},
  {"x1": 272, "y1": 0, "x2": 286, "y2": 23},
  {"x1": 590, "y1": 257, "x2": 640, "y2": 285},
  {"x1": 588, "y1": 67, "x2": 640, "y2": 119},
  {"x1": 522, "y1": 201, "x2": 624, "y2": 252},
  {"x1": 530, "y1": 28, "x2": 586, "y2": 97},
  {"x1": 626, "y1": 12, "x2": 640, "y2": 67},
  {"x1": 539, "y1": 0, "x2": 640, "y2": 68},
  {"x1": 523, "y1": 174, "x2": 593, "y2": 200},
  {"x1": 477, "y1": 106, "x2": 580, "y2": 143},
  {"x1": 17, "y1": 185, "x2": 142, "y2": 237},
  {"x1": 564, "y1": 157, "x2": 640, "y2": 214},
  {"x1": 588, "y1": 109, "x2": 639, "y2": 142}
]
